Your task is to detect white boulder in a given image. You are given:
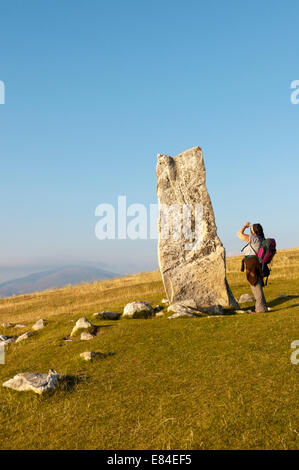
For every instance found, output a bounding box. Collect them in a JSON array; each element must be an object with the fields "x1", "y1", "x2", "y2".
[
  {"x1": 70, "y1": 317, "x2": 94, "y2": 337},
  {"x1": 123, "y1": 301, "x2": 154, "y2": 319},
  {"x1": 80, "y1": 332, "x2": 95, "y2": 341},
  {"x1": 80, "y1": 351, "x2": 97, "y2": 361},
  {"x1": 32, "y1": 319, "x2": 47, "y2": 331},
  {"x1": 3, "y1": 370, "x2": 61, "y2": 395}
]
